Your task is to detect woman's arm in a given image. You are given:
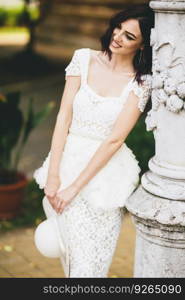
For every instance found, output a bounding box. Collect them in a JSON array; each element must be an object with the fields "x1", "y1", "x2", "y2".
[
  {"x1": 55, "y1": 75, "x2": 152, "y2": 213},
  {"x1": 46, "y1": 75, "x2": 81, "y2": 181},
  {"x1": 72, "y1": 90, "x2": 142, "y2": 192}
]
